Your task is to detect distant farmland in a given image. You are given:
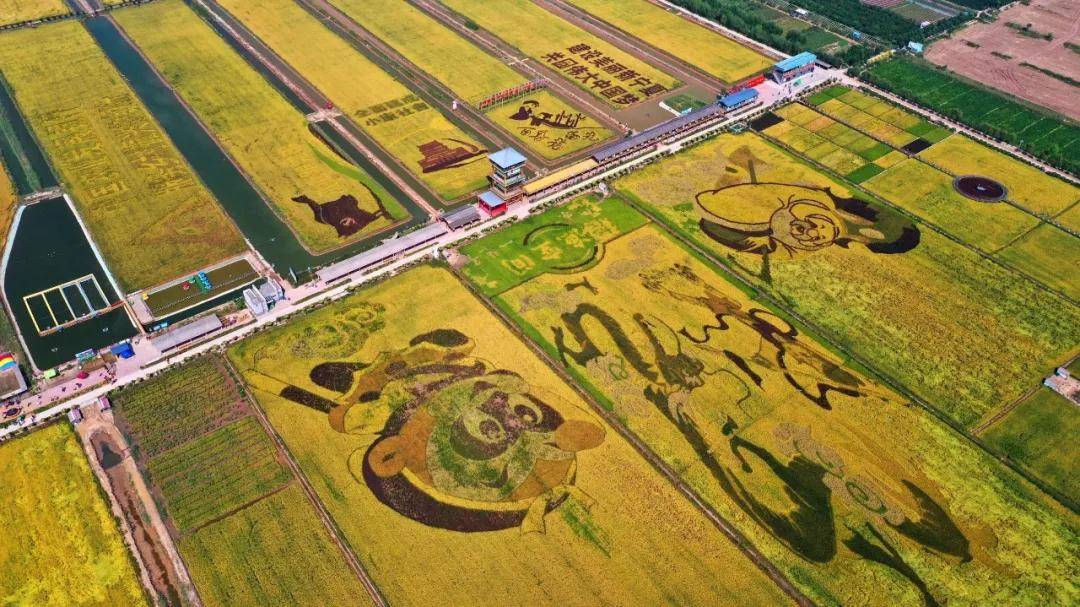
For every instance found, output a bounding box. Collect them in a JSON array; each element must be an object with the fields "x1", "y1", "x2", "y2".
[
  {"x1": 0, "y1": 0, "x2": 68, "y2": 26},
  {"x1": 112, "y1": 356, "x2": 370, "y2": 607},
  {"x1": 0, "y1": 21, "x2": 246, "y2": 291},
  {"x1": 864, "y1": 57, "x2": 1080, "y2": 175},
  {"x1": 116, "y1": 0, "x2": 409, "y2": 254},
  {"x1": 0, "y1": 423, "x2": 148, "y2": 606}
]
